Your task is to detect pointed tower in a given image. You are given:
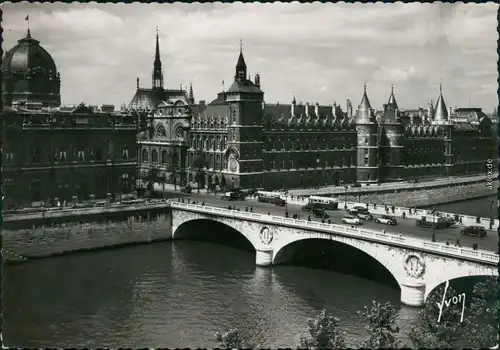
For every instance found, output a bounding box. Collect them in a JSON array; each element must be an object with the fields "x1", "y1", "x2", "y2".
[
  {"x1": 188, "y1": 82, "x2": 195, "y2": 105},
  {"x1": 235, "y1": 40, "x2": 247, "y2": 83},
  {"x1": 225, "y1": 42, "x2": 265, "y2": 189},
  {"x1": 355, "y1": 84, "x2": 379, "y2": 183},
  {"x1": 433, "y1": 83, "x2": 454, "y2": 175},
  {"x1": 433, "y1": 83, "x2": 448, "y2": 124},
  {"x1": 152, "y1": 27, "x2": 163, "y2": 90},
  {"x1": 380, "y1": 85, "x2": 404, "y2": 181}
]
